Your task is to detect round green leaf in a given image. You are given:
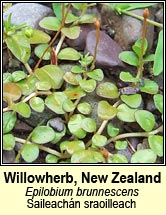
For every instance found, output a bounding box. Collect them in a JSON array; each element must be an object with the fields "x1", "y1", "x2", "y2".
[
  {"x1": 132, "y1": 38, "x2": 148, "y2": 57},
  {"x1": 119, "y1": 71, "x2": 139, "y2": 83},
  {"x1": 39, "y1": 17, "x2": 61, "y2": 31},
  {"x1": 77, "y1": 102, "x2": 92, "y2": 115},
  {"x1": 71, "y1": 149, "x2": 105, "y2": 163},
  {"x1": 98, "y1": 101, "x2": 117, "y2": 120},
  {"x1": 92, "y1": 134, "x2": 107, "y2": 148},
  {"x1": 35, "y1": 81, "x2": 51, "y2": 91},
  {"x1": 107, "y1": 123, "x2": 120, "y2": 137},
  {"x1": 35, "y1": 65, "x2": 64, "y2": 89},
  {"x1": 31, "y1": 126, "x2": 55, "y2": 144},
  {"x1": 81, "y1": 118, "x2": 96, "y2": 133},
  {"x1": 65, "y1": 140, "x2": 85, "y2": 155},
  {"x1": 5, "y1": 33, "x2": 31, "y2": 64},
  {"x1": 34, "y1": 44, "x2": 51, "y2": 60},
  {"x1": 96, "y1": 82, "x2": 119, "y2": 99},
  {"x1": 117, "y1": 104, "x2": 136, "y2": 122},
  {"x1": 71, "y1": 65, "x2": 86, "y2": 74},
  {"x1": 68, "y1": 114, "x2": 86, "y2": 139},
  {"x1": 21, "y1": 144, "x2": 39, "y2": 163},
  {"x1": 12, "y1": 71, "x2": 27, "y2": 82},
  {"x1": 64, "y1": 86, "x2": 86, "y2": 100},
  {"x1": 29, "y1": 97, "x2": 44, "y2": 113},
  {"x1": 87, "y1": 69, "x2": 104, "y2": 81},
  {"x1": 115, "y1": 141, "x2": 128, "y2": 150},
  {"x1": 45, "y1": 92, "x2": 67, "y2": 114},
  {"x1": 153, "y1": 94, "x2": 163, "y2": 114},
  {"x1": 121, "y1": 94, "x2": 142, "y2": 108},
  {"x1": 28, "y1": 29, "x2": 51, "y2": 44},
  {"x1": 58, "y1": 48, "x2": 80, "y2": 60},
  {"x1": 45, "y1": 154, "x2": 59, "y2": 163},
  {"x1": 3, "y1": 73, "x2": 12, "y2": 83},
  {"x1": 51, "y1": 127, "x2": 66, "y2": 144},
  {"x1": 62, "y1": 99, "x2": 75, "y2": 112},
  {"x1": 131, "y1": 149, "x2": 157, "y2": 163},
  {"x1": 63, "y1": 72, "x2": 82, "y2": 85},
  {"x1": 109, "y1": 154, "x2": 128, "y2": 163},
  {"x1": 11, "y1": 102, "x2": 31, "y2": 118},
  {"x1": 140, "y1": 80, "x2": 159, "y2": 94},
  {"x1": 78, "y1": 14, "x2": 96, "y2": 24},
  {"x1": 135, "y1": 110, "x2": 155, "y2": 131},
  {"x1": 3, "y1": 134, "x2": 15, "y2": 150},
  {"x1": 61, "y1": 26, "x2": 80, "y2": 39},
  {"x1": 79, "y1": 79, "x2": 96, "y2": 93},
  {"x1": 148, "y1": 135, "x2": 163, "y2": 157},
  {"x1": 119, "y1": 51, "x2": 138, "y2": 66},
  {"x1": 3, "y1": 112, "x2": 17, "y2": 134}
]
